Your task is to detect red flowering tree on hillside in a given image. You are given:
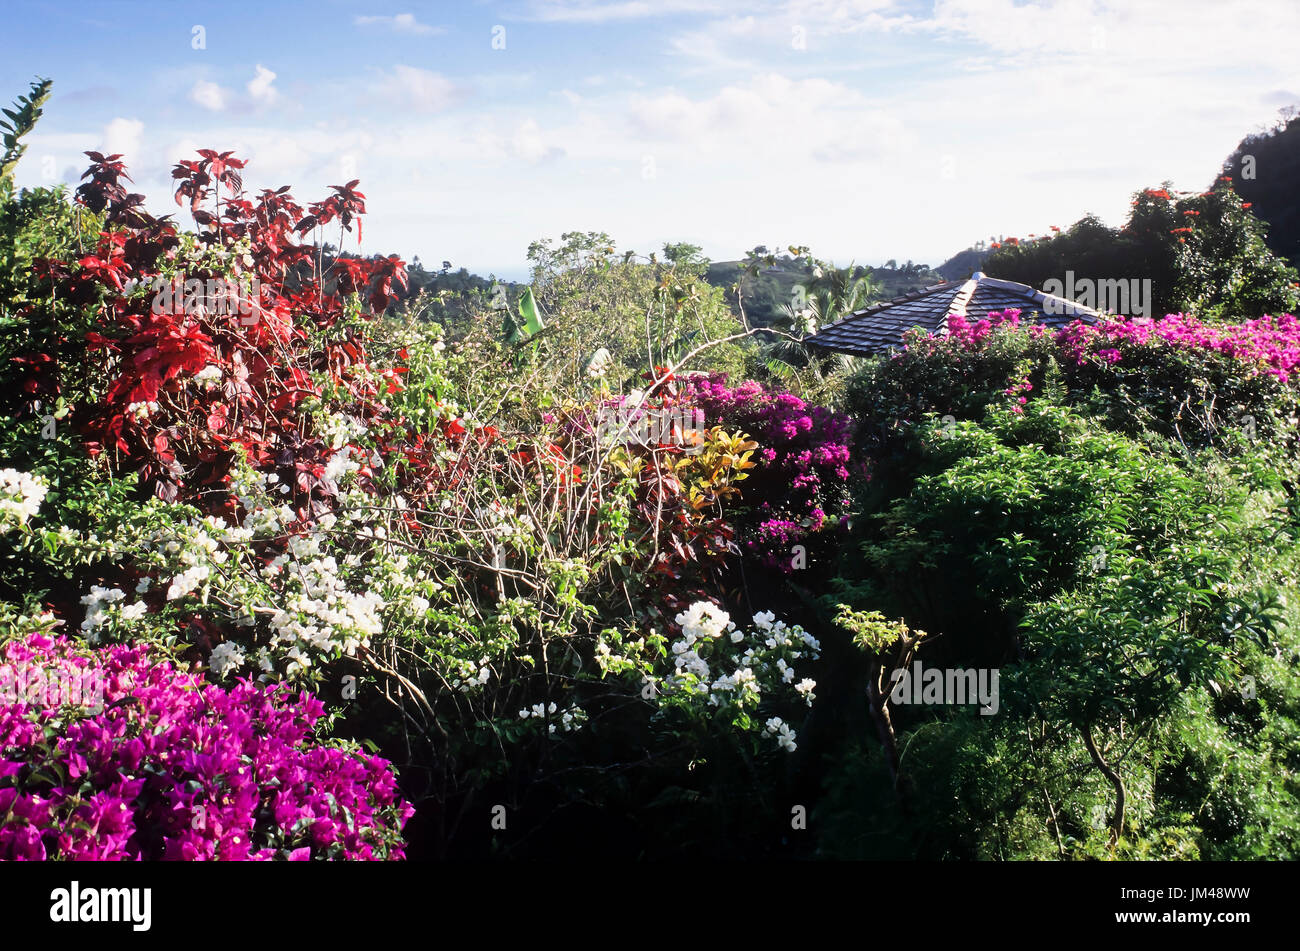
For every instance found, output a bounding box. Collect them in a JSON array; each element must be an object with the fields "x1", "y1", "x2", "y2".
[{"x1": 24, "y1": 149, "x2": 408, "y2": 516}]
